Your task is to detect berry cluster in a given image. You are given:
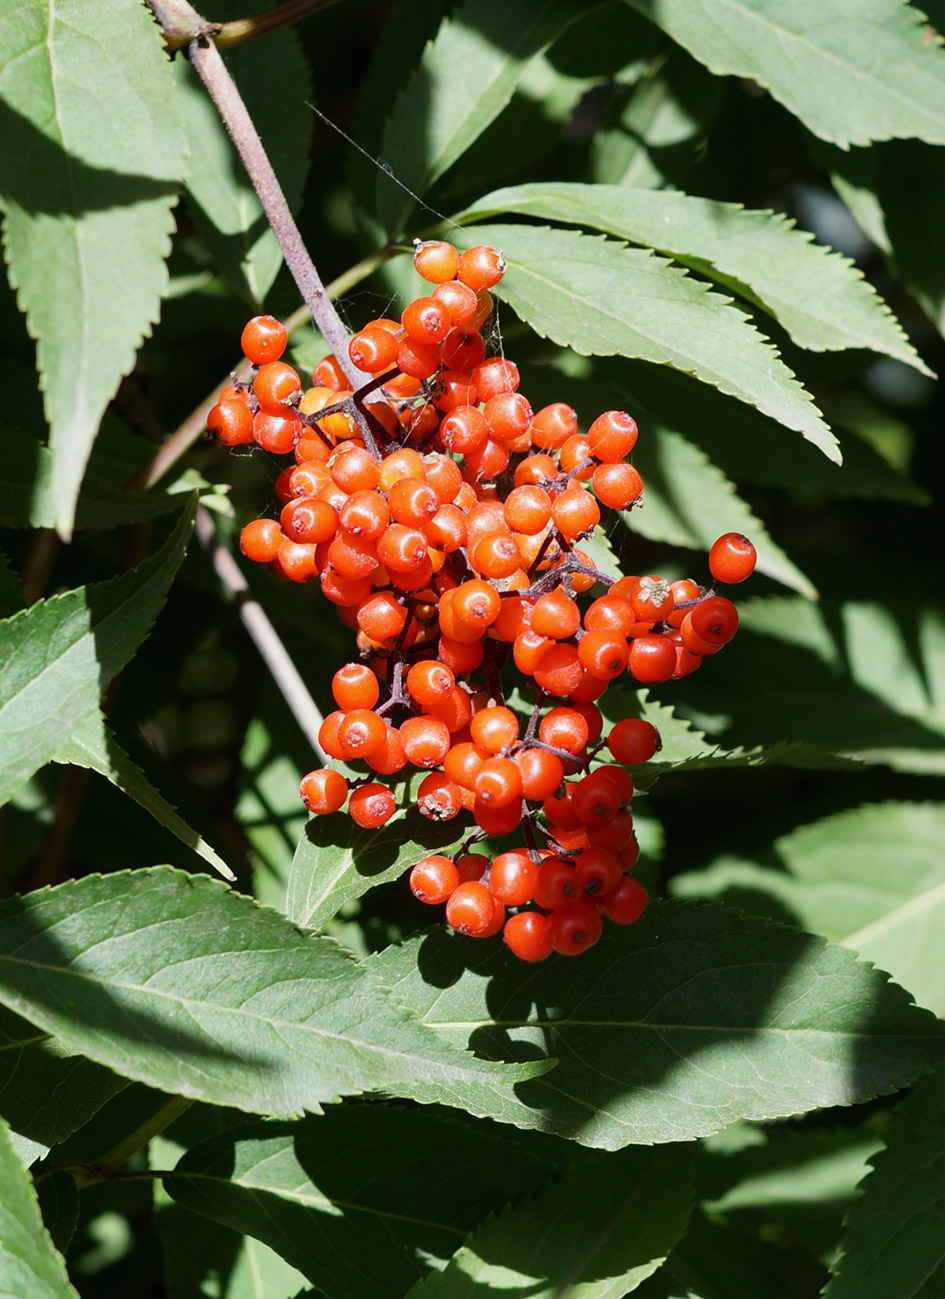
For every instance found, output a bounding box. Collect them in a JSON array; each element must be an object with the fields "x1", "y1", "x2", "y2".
[{"x1": 209, "y1": 239, "x2": 757, "y2": 961}]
